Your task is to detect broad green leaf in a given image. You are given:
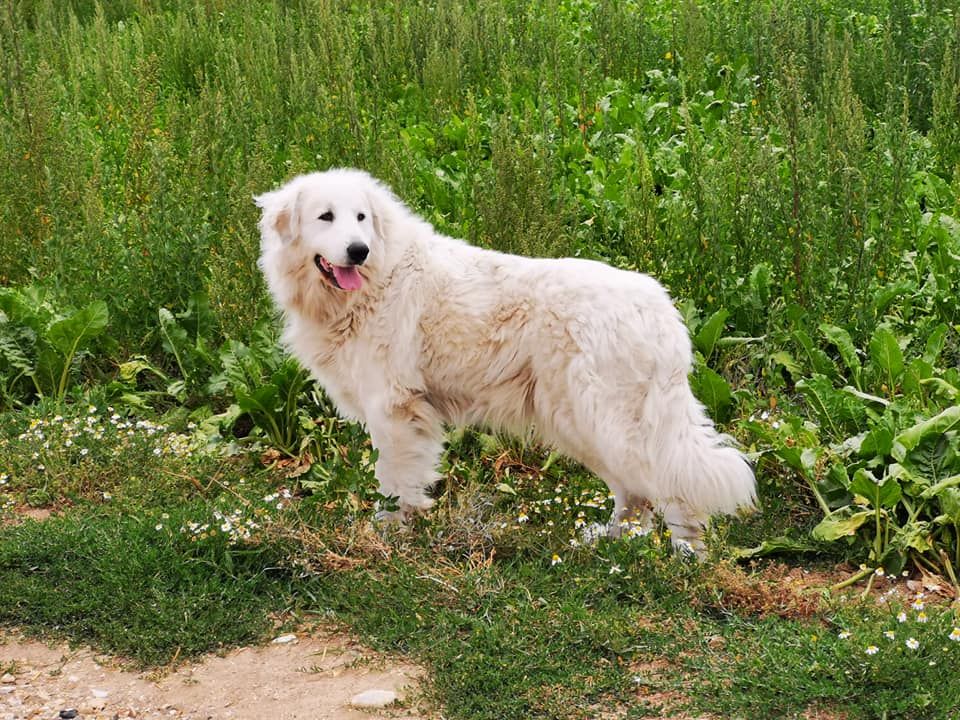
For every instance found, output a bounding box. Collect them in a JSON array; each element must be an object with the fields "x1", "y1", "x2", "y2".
[
  {"x1": 732, "y1": 536, "x2": 819, "y2": 559},
  {"x1": 771, "y1": 350, "x2": 803, "y2": 379},
  {"x1": 644, "y1": 100, "x2": 670, "y2": 122},
  {"x1": 693, "y1": 308, "x2": 729, "y2": 360},
  {"x1": 0, "y1": 327, "x2": 34, "y2": 376},
  {"x1": 0, "y1": 286, "x2": 47, "y2": 332},
  {"x1": 691, "y1": 365, "x2": 732, "y2": 419},
  {"x1": 902, "y1": 432, "x2": 956, "y2": 486},
  {"x1": 215, "y1": 339, "x2": 259, "y2": 396},
  {"x1": 822, "y1": 463, "x2": 854, "y2": 507},
  {"x1": 842, "y1": 386, "x2": 889, "y2": 407},
  {"x1": 33, "y1": 346, "x2": 62, "y2": 397},
  {"x1": 923, "y1": 323, "x2": 948, "y2": 366},
  {"x1": 236, "y1": 384, "x2": 280, "y2": 415},
  {"x1": 812, "y1": 510, "x2": 871, "y2": 541},
  {"x1": 871, "y1": 281, "x2": 913, "y2": 319},
  {"x1": 540, "y1": 451, "x2": 560, "y2": 473},
  {"x1": 477, "y1": 432, "x2": 500, "y2": 455},
  {"x1": 796, "y1": 374, "x2": 866, "y2": 439},
  {"x1": 748, "y1": 263, "x2": 771, "y2": 307},
  {"x1": 921, "y1": 475, "x2": 960, "y2": 502},
  {"x1": 46, "y1": 300, "x2": 109, "y2": 355},
  {"x1": 868, "y1": 324, "x2": 904, "y2": 383},
  {"x1": 820, "y1": 323, "x2": 861, "y2": 387},
  {"x1": 159, "y1": 308, "x2": 191, "y2": 376},
  {"x1": 166, "y1": 379, "x2": 186, "y2": 400},
  {"x1": 271, "y1": 357, "x2": 308, "y2": 390},
  {"x1": 793, "y1": 329, "x2": 838, "y2": 379},
  {"x1": 715, "y1": 335, "x2": 765, "y2": 348},
  {"x1": 119, "y1": 356, "x2": 169, "y2": 383},
  {"x1": 890, "y1": 522, "x2": 934, "y2": 553},
  {"x1": 118, "y1": 391, "x2": 151, "y2": 410},
  {"x1": 919, "y1": 377, "x2": 958, "y2": 400},
  {"x1": 774, "y1": 445, "x2": 804, "y2": 473},
  {"x1": 938, "y1": 487, "x2": 960, "y2": 525},
  {"x1": 800, "y1": 447, "x2": 820, "y2": 476},
  {"x1": 859, "y1": 425, "x2": 893, "y2": 459},
  {"x1": 774, "y1": 444, "x2": 822, "y2": 480},
  {"x1": 677, "y1": 299, "x2": 699, "y2": 330},
  {"x1": 177, "y1": 292, "x2": 216, "y2": 345},
  {"x1": 903, "y1": 358, "x2": 934, "y2": 398},
  {"x1": 850, "y1": 469, "x2": 901, "y2": 509},
  {"x1": 893, "y1": 407, "x2": 960, "y2": 460}
]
